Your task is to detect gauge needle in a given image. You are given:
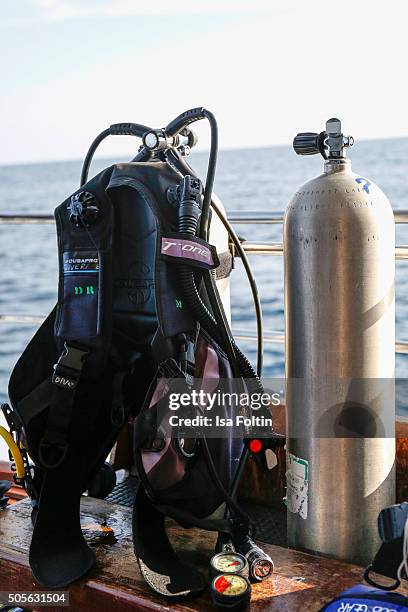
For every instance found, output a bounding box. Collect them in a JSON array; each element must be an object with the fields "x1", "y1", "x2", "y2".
[{"x1": 228, "y1": 562, "x2": 241, "y2": 567}]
